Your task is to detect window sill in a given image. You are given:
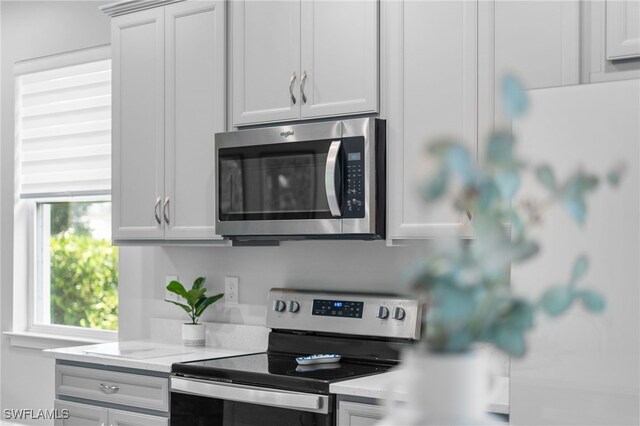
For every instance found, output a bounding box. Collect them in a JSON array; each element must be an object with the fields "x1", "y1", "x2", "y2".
[{"x1": 3, "y1": 331, "x2": 112, "y2": 351}]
